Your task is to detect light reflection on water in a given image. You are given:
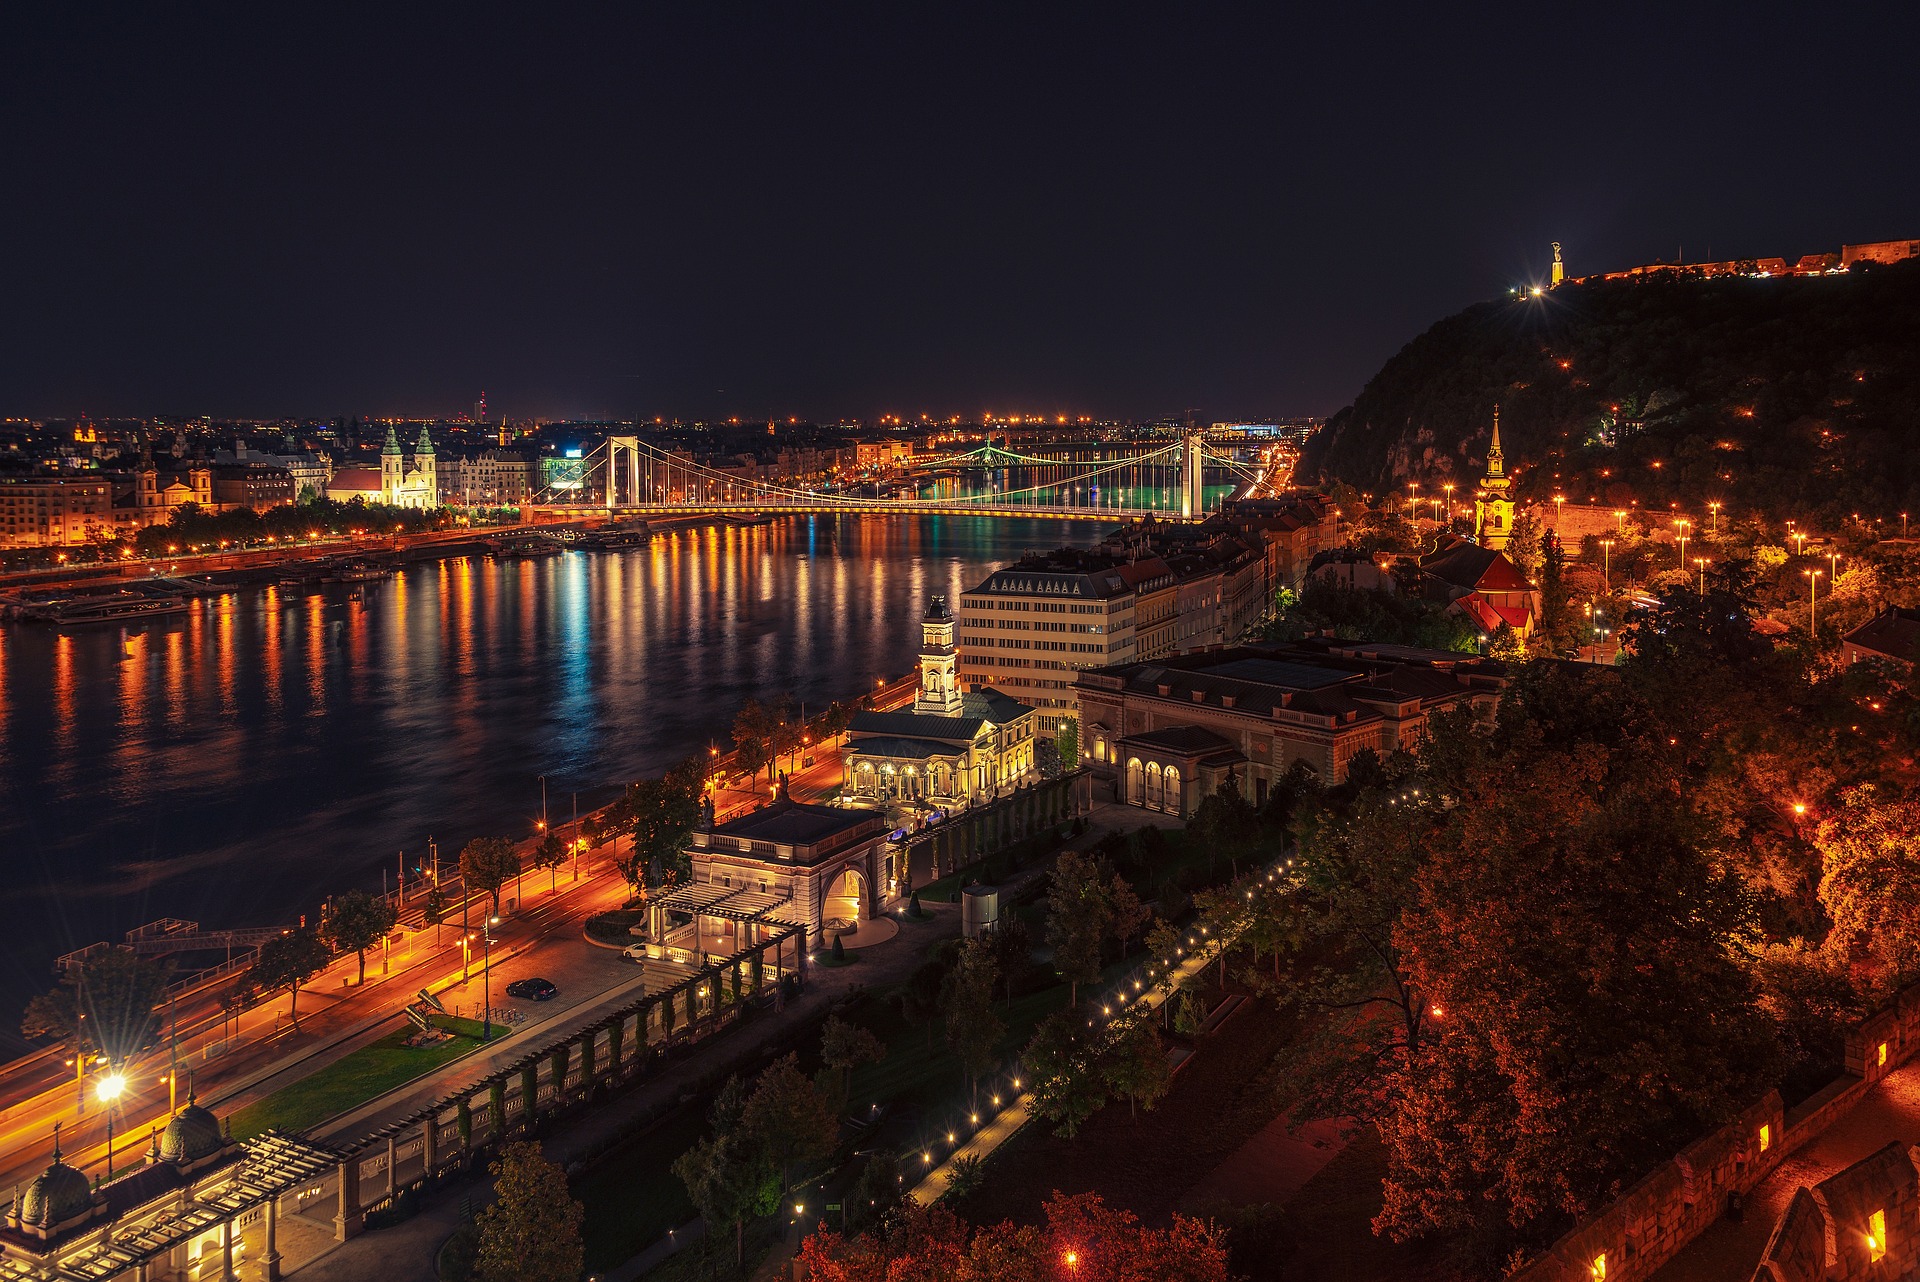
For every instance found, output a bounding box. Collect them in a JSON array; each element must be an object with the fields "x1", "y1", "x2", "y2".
[{"x1": 0, "y1": 515, "x2": 1100, "y2": 1041}]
